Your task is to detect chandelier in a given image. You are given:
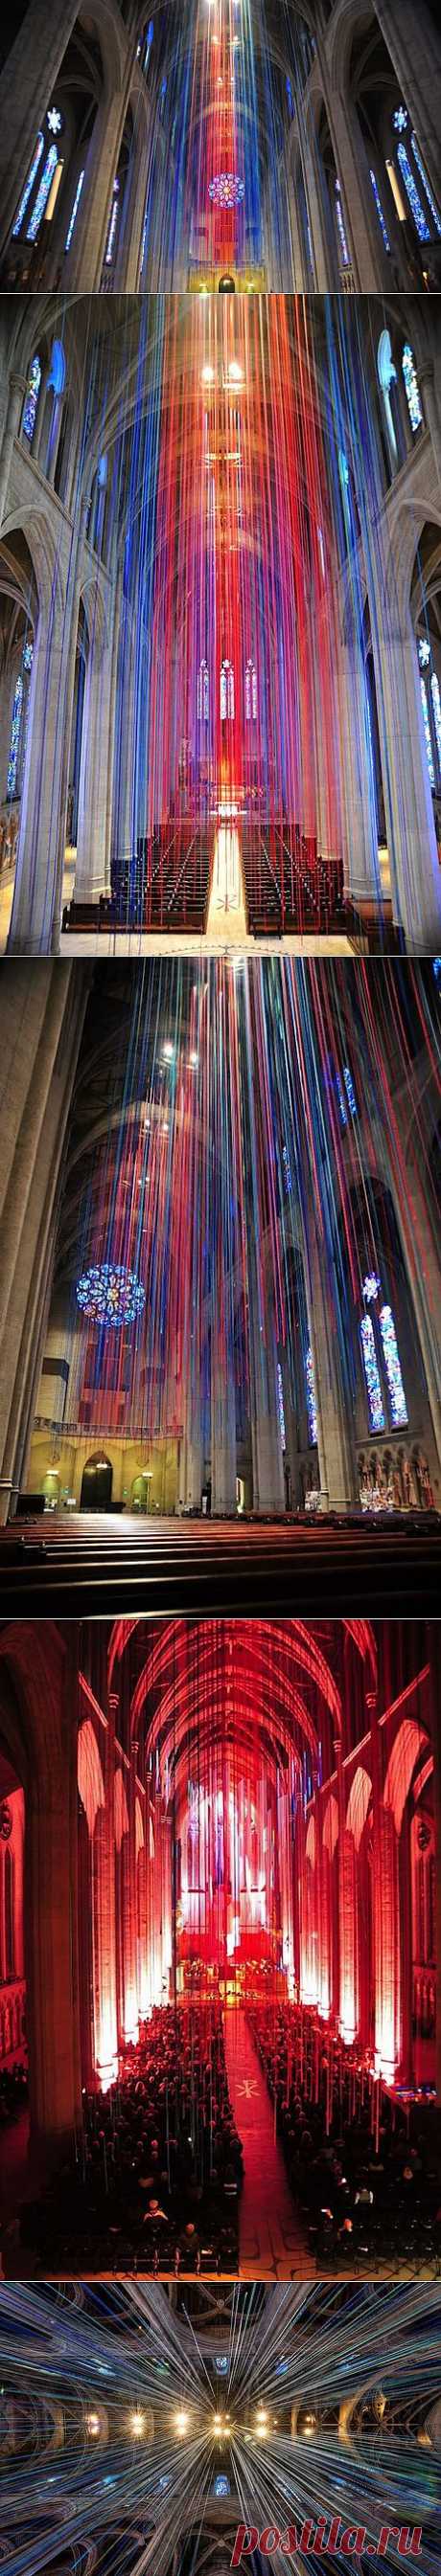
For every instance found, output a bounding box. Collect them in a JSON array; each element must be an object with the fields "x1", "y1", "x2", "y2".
[{"x1": 76, "y1": 1263, "x2": 146, "y2": 1327}]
